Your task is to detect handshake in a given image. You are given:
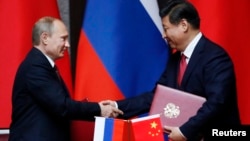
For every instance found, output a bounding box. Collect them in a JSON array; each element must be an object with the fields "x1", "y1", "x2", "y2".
[{"x1": 98, "y1": 100, "x2": 123, "y2": 118}]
